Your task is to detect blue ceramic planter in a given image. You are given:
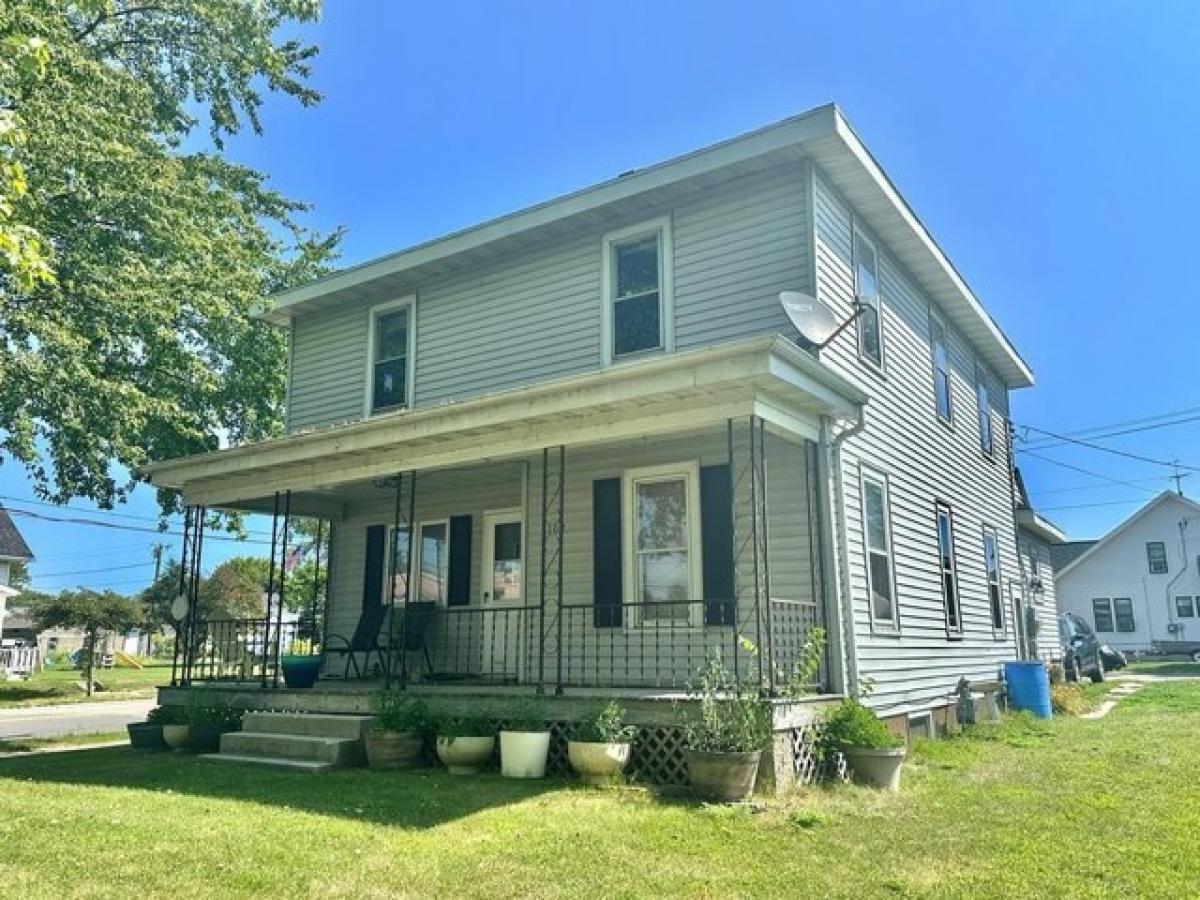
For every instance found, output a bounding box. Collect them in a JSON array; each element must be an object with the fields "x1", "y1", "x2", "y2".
[{"x1": 280, "y1": 654, "x2": 321, "y2": 689}]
